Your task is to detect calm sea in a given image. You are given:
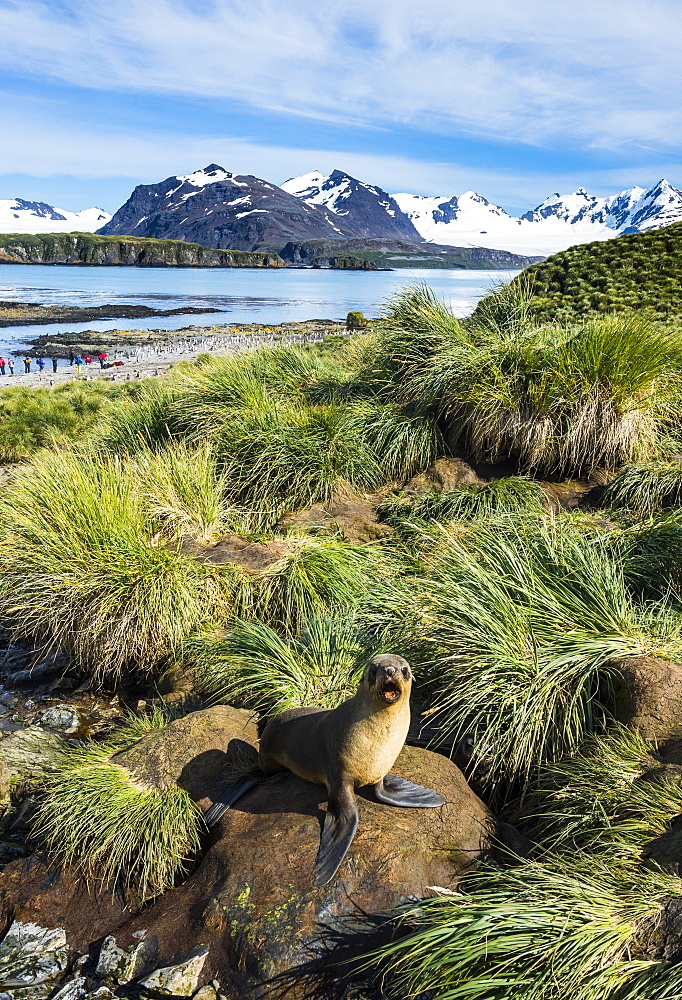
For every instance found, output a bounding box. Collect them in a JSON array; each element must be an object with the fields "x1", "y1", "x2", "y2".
[{"x1": 0, "y1": 264, "x2": 518, "y2": 354}]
